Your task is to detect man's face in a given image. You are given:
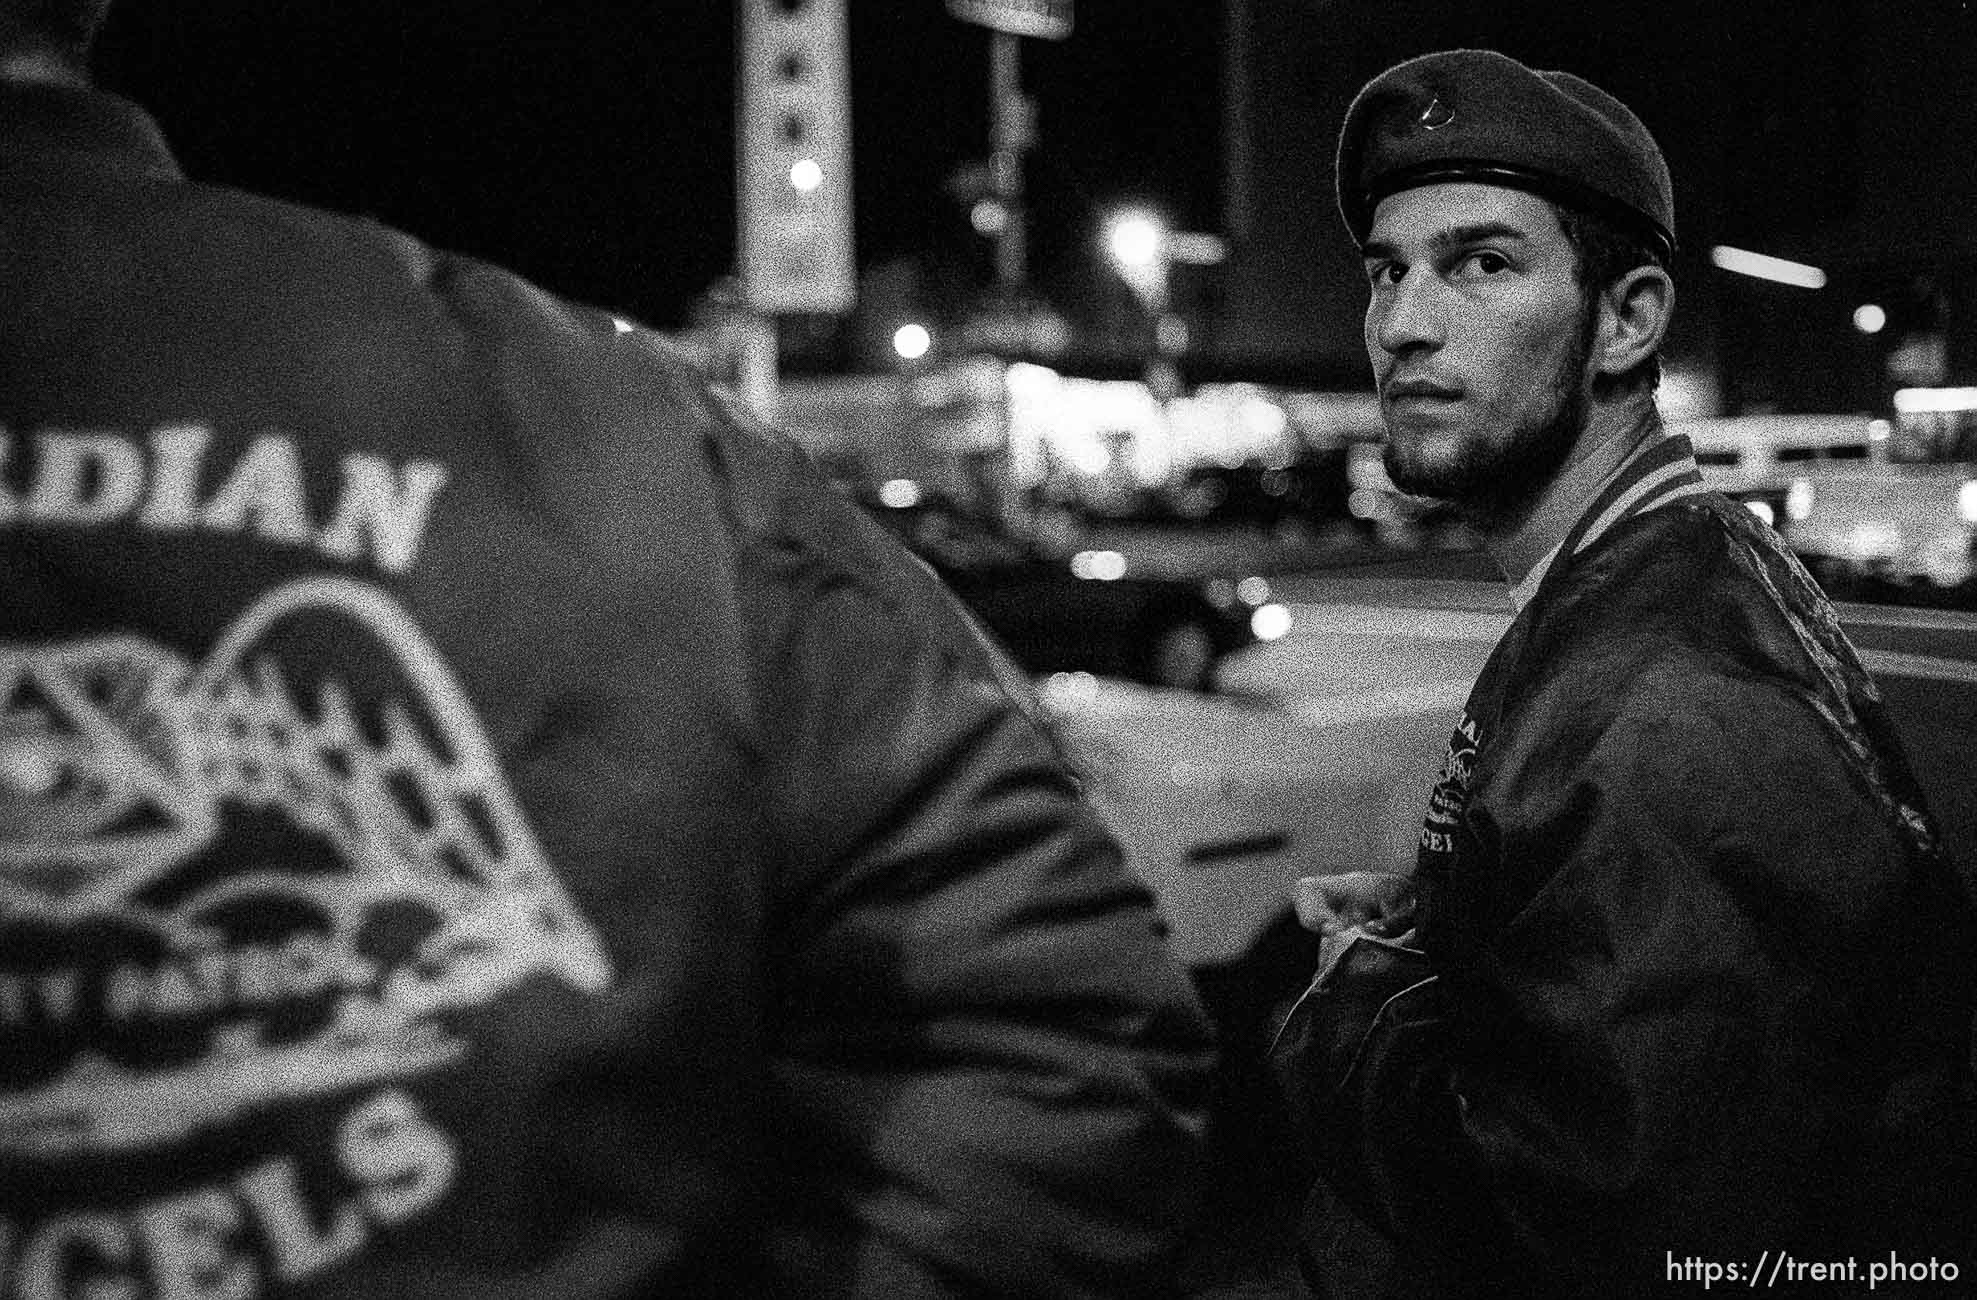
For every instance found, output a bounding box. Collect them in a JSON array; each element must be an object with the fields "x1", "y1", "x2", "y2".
[{"x1": 1361, "y1": 183, "x2": 1595, "y2": 511}]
